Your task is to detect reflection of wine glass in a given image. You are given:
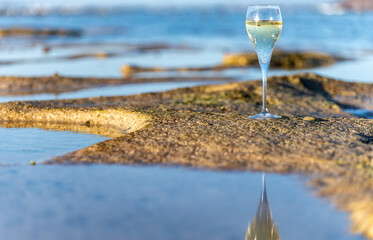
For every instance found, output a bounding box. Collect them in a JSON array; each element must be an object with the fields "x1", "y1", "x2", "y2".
[
  {"x1": 246, "y1": 5, "x2": 282, "y2": 119},
  {"x1": 245, "y1": 174, "x2": 279, "y2": 240}
]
